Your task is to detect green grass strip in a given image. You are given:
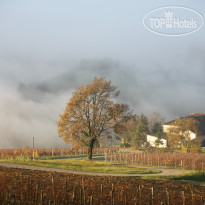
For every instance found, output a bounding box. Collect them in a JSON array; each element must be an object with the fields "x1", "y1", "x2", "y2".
[{"x1": 0, "y1": 159, "x2": 160, "y2": 175}]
